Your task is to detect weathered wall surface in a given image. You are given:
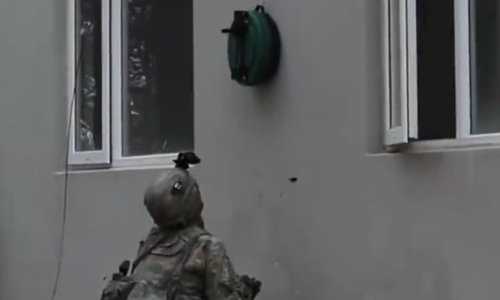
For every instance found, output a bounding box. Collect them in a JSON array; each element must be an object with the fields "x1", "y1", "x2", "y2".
[{"x1": 2, "y1": 0, "x2": 500, "y2": 299}]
